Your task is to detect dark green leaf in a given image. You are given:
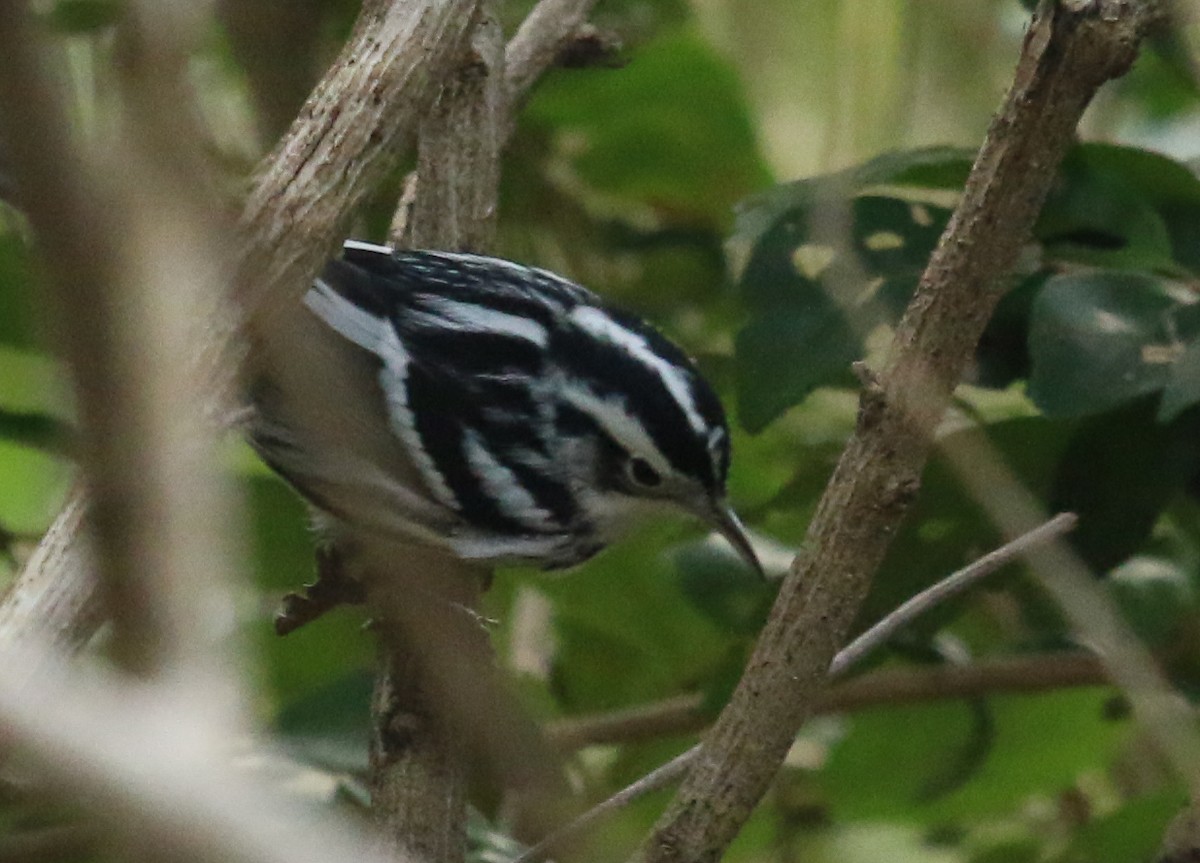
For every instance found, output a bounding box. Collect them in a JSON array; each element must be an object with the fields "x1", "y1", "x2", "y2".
[
  {"x1": 974, "y1": 274, "x2": 1045, "y2": 389},
  {"x1": 275, "y1": 671, "x2": 372, "y2": 774},
  {"x1": 1107, "y1": 556, "x2": 1195, "y2": 648},
  {"x1": 733, "y1": 193, "x2": 951, "y2": 430},
  {"x1": 527, "y1": 30, "x2": 771, "y2": 221},
  {"x1": 675, "y1": 540, "x2": 774, "y2": 635},
  {"x1": 41, "y1": 0, "x2": 123, "y2": 32},
  {"x1": 1051, "y1": 399, "x2": 1200, "y2": 572},
  {"x1": 734, "y1": 307, "x2": 859, "y2": 434},
  {"x1": 0, "y1": 231, "x2": 41, "y2": 351},
  {"x1": 1027, "y1": 271, "x2": 1197, "y2": 418},
  {"x1": 1160, "y1": 335, "x2": 1200, "y2": 421},
  {"x1": 0, "y1": 408, "x2": 72, "y2": 453},
  {"x1": 731, "y1": 147, "x2": 967, "y2": 263},
  {"x1": 821, "y1": 688, "x2": 1129, "y2": 822}
]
